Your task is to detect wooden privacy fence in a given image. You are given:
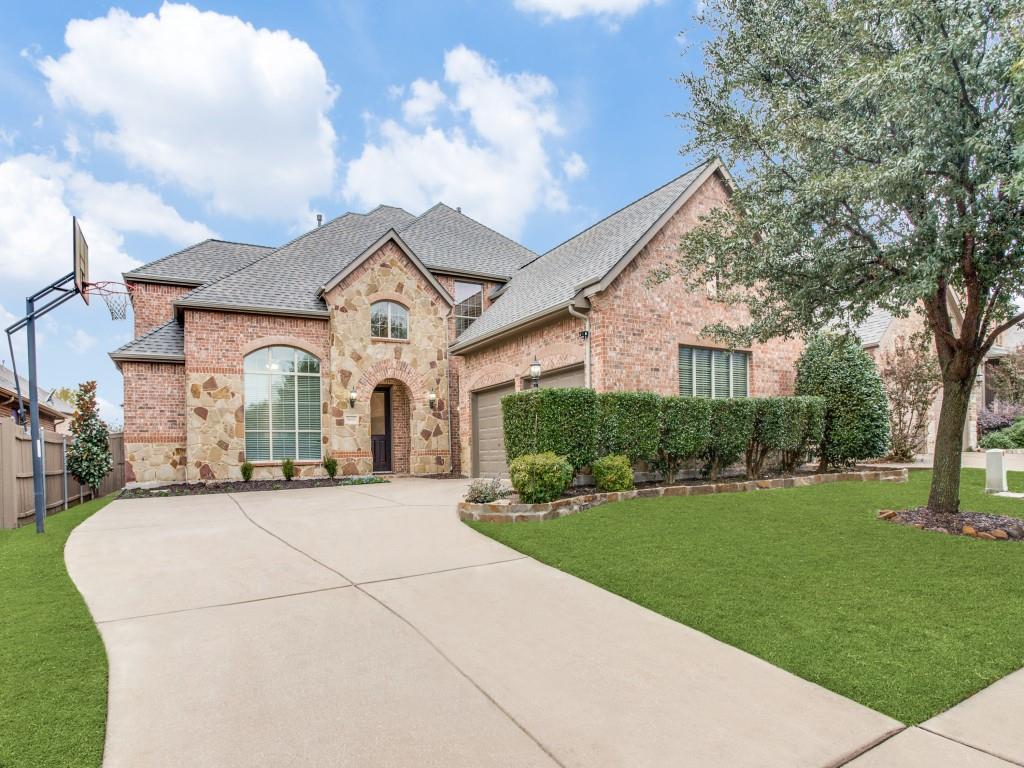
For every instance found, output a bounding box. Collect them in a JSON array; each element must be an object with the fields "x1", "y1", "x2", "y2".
[{"x1": 0, "y1": 420, "x2": 124, "y2": 528}]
